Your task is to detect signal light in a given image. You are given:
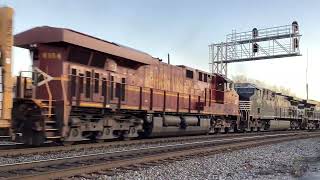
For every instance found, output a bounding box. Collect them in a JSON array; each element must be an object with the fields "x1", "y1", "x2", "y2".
[
  {"x1": 252, "y1": 28, "x2": 258, "y2": 38},
  {"x1": 292, "y1": 21, "x2": 299, "y2": 34},
  {"x1": 293, "y1": 38, "x2": 299, "y2": 49},
  {"x1": 252, "y1": 43, "x2": 259, "y2": 53}
]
